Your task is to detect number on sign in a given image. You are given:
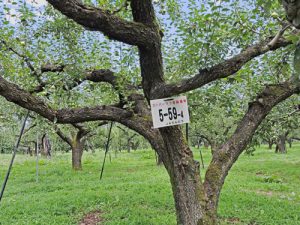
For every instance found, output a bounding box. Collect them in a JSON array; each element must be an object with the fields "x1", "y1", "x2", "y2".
[
  {"x1": 168, "y1": 108, "x2": 173, "y2": 120},
  {"x1": 159, "y1": 109, "x2": 164, "y2": 122},
  {"x1": 173, "y1": 107, "x2": 177, "y2": 119}
]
